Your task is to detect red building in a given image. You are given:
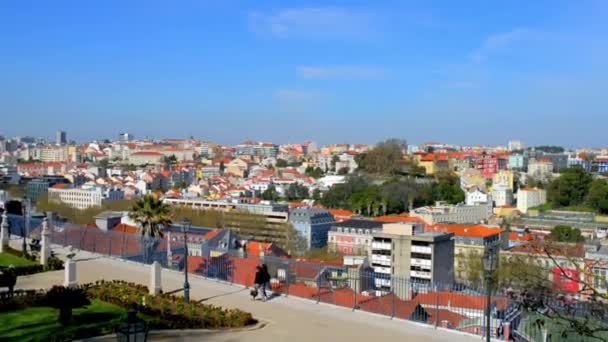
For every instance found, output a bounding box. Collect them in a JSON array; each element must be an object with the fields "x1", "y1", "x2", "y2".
[{"x1": 474, "y1": 154, "x2": 507, "y2": 179}]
